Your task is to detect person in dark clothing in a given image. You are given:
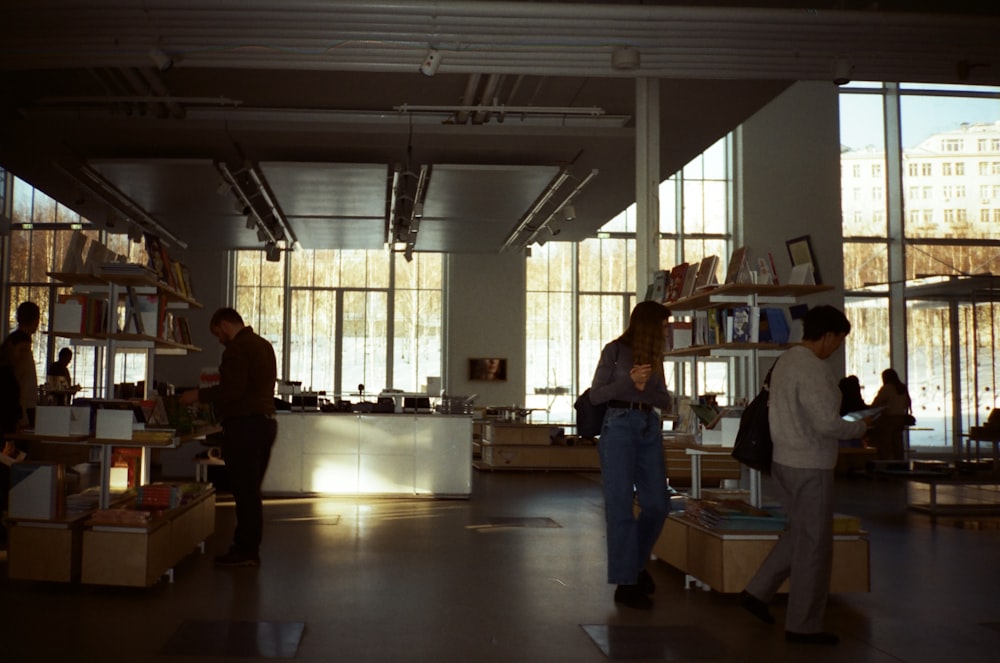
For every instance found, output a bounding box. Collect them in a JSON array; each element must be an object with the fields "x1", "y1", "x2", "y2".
[
  {"x1": 47, "y1": 347, "x2": 74, "y2": 405},
  {"x1": 2, "y1": 302, "x2": 40, "y2": 429},
  {"x1": 838, "y1": 375, "x2": 867, "y2": 416},
  {"x1": 179, "y1": 308, "x2": 277, "y2": 567}
]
